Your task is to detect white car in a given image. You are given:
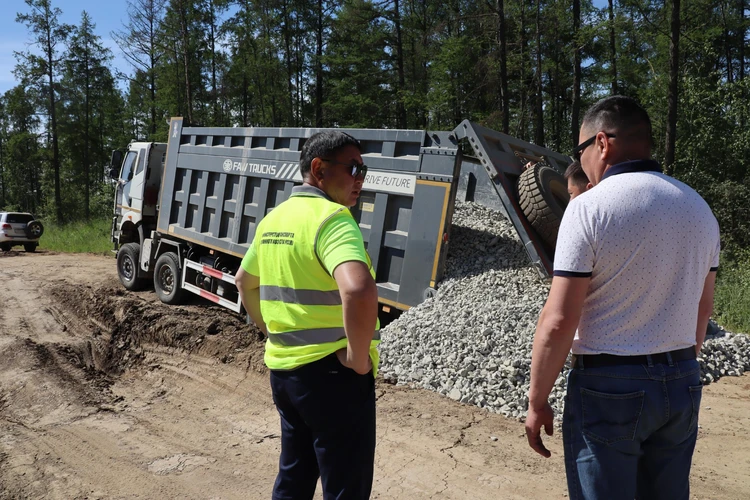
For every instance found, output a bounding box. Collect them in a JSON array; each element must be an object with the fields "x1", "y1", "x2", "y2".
[{"x1": 0, "y1": 212, "x2": 44, "y2": 252}]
